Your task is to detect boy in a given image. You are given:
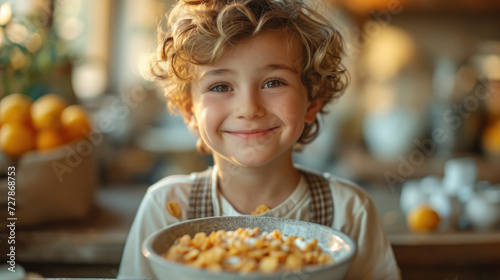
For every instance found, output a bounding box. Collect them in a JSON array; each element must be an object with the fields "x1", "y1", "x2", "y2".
[{"x1": 118, "y1": 0, "x2": 401, "y2": 279}]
